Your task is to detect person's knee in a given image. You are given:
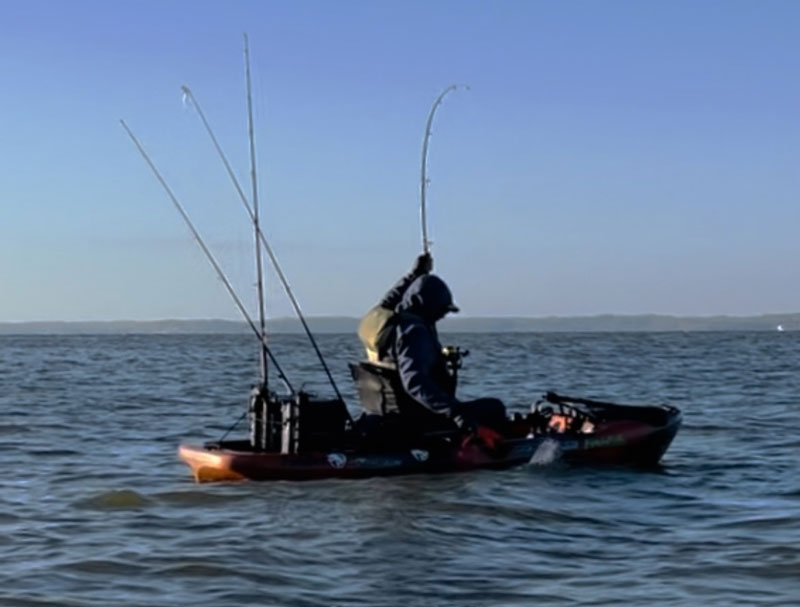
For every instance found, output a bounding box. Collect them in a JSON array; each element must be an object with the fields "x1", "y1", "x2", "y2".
[
  {"x1": 457, "y1": 398, "x2": 506, "y2": 425},
  {"x1": 472, "y1": 398, "x2": 506, "y2": 415}
]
